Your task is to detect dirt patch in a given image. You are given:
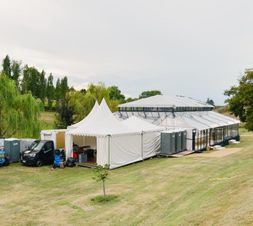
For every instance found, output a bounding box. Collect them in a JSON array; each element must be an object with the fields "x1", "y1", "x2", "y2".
[{"x1": 188, "y1": 148, "x2": 242, "y2": 158}]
